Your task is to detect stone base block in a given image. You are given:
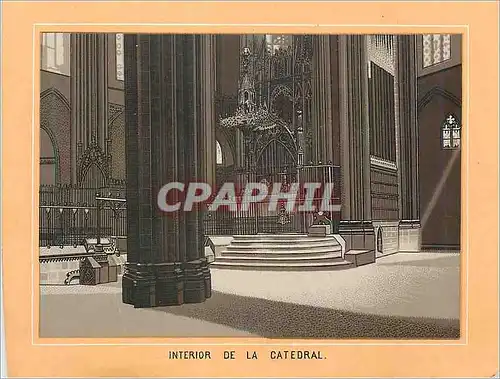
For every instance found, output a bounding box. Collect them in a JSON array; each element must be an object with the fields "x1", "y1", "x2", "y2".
[
  {"x1": 202, "y1": 264, "x2": 212, "y2": 298},
  {"x1": 339, "y1": 221, "x2": 375, "y2": 252},
  {"x1": 345, "y1": 250, "x2": 376, "y2": 267},
  {"x1": 123, "y1": 260, "x2": 211, "y2": 308},
  {"x1": 183, "y1": 260, "x2": 207, "y2": 304},
  {"x1": 205, "y1": 236, "x2": 233, "y2": 258},
  {"x1": 399, "y1": 221, "x2": 421, "y2": 252},
  {"x1": 308, "y1": 224, "x2": 331, "y2": 237}
]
